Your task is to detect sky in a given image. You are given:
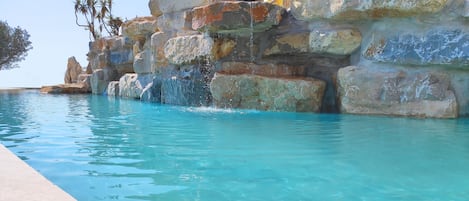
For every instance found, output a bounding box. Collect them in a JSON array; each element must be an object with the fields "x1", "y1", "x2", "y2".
[{"x1": 0, "y1": 0, "x2": 149, "y2": 88}]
